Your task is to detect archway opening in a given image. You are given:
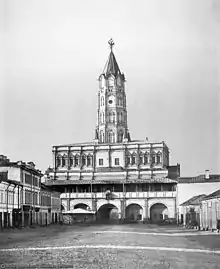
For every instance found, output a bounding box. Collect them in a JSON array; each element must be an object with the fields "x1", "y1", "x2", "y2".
[
  {"x1": 150, "y1": 203, "x2": 168, "y2": 223},
  {"x1": 125, "y1": 204, "x2": 143, "y2": 221},
  {"x1": 97, "y1": 204, "x2": 119, "y2": 220},
  {"x1": 74, "y1": 203, "x2": 89, "y2": 210}
]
